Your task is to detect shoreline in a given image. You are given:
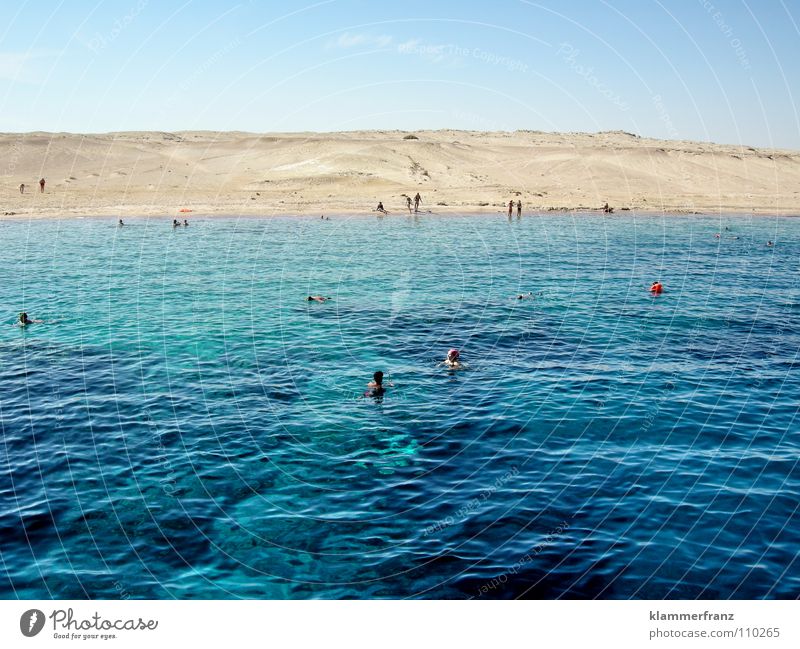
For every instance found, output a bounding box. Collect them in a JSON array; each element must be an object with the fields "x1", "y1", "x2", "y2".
[
  {"x1": 3, "y1": 129, "x2": 799, "y2": 219},
  {"x1": 2, "y1": 206, "x2": 798, "y2": 221}
]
